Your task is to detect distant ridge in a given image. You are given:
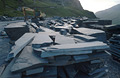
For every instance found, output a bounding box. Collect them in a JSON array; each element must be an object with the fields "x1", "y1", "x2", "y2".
[{"x1": 95, "y1": 4, "x2": 120, "y2": 24}]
